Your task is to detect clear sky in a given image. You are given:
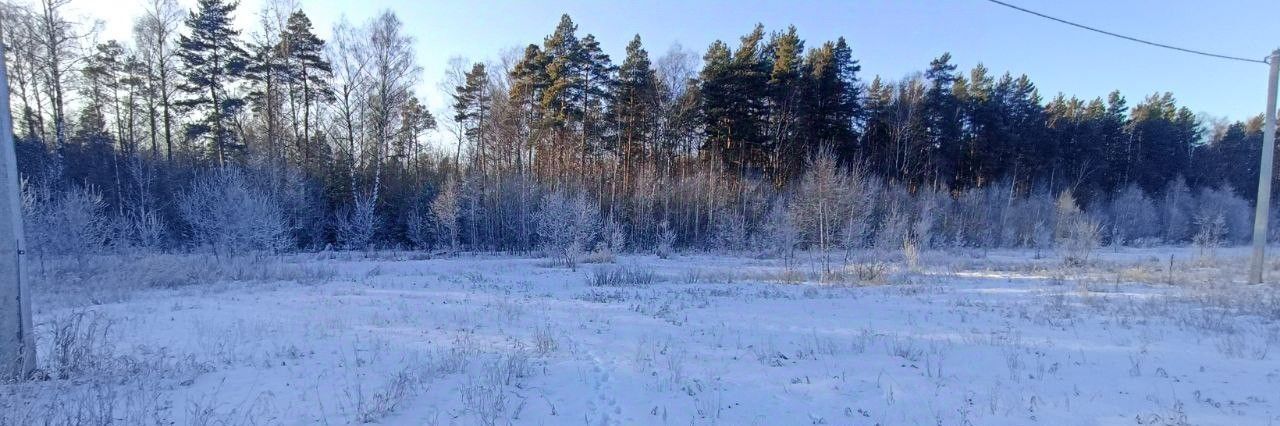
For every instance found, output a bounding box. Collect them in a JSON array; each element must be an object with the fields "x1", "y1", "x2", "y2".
[{"x1": 71, "y1": 0, "x2": 1280, "y2": 125}]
